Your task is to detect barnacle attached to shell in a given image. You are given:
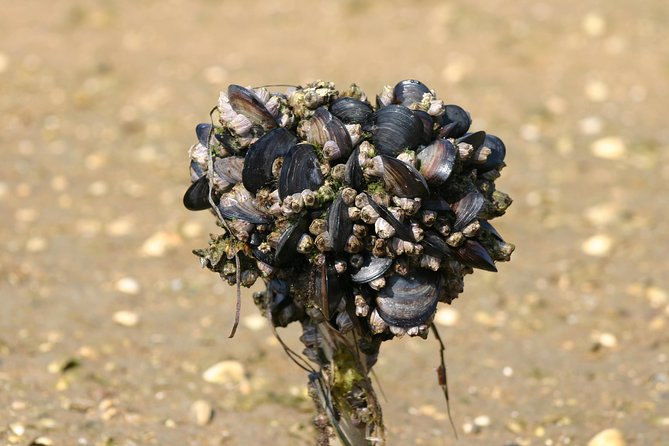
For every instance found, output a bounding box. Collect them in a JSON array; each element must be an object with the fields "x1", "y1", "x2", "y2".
[{"x1": 184, "y1": 80, "x2": 514, "y2": 341}]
